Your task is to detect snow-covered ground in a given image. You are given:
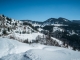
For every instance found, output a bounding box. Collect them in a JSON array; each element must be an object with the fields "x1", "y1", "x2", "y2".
[
  {"x1": 9, "y1": 32, "x2": 44, "y2": 42},
  {"x1": 32, "y1": 23, "x2": 41, "y2": 27},
  {"x1": 0, "y1": 37, "x2": 80, "y2": 60},
  {"x1": 38, "y1": 28, "x2": 43, "y2": 32},
  {"x1": 51, "y1": 37, "x2": 63, "y2": 45},
  {"x1": 53, "y1": 27, "x2": 64, "y2": 32}
]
